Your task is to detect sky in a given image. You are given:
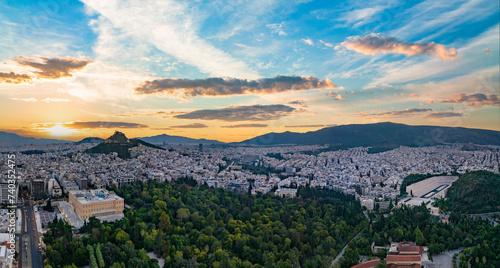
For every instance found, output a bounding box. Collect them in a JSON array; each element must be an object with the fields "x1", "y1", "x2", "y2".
[{"x1": 0, "y1": 0, "x2": 499, "y2": 142}]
